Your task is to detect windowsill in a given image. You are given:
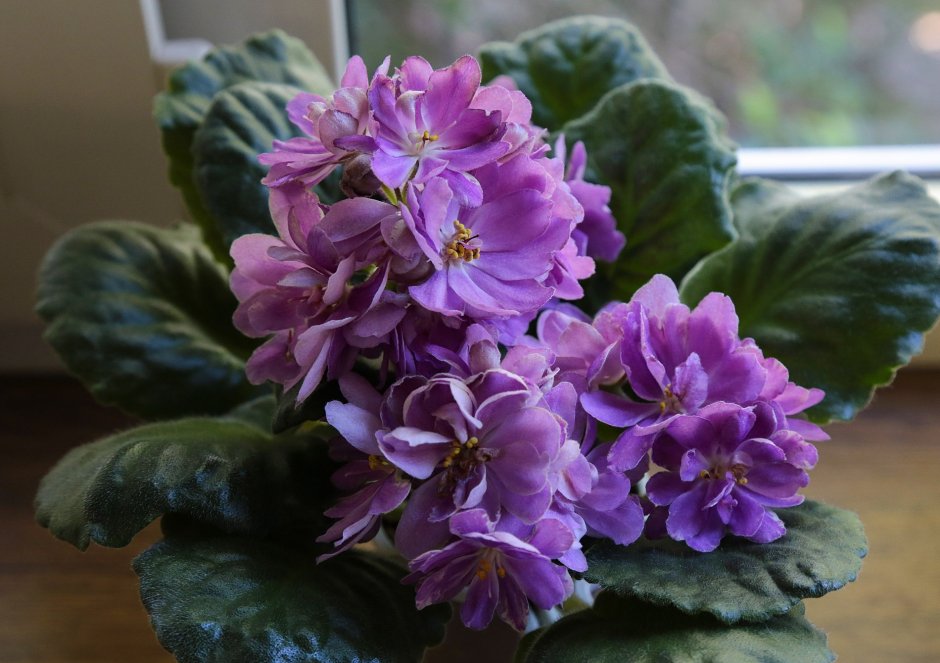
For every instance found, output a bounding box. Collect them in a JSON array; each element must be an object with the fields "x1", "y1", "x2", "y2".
[{"x1": 788, "y1": 179, "x2": 940, "y2": 201}]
